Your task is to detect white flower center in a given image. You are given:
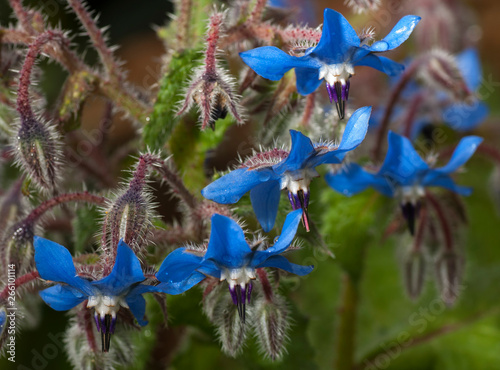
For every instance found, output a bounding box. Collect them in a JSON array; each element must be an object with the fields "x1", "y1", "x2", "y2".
[
  {"x1": 281, "y1": 168, "x2": 319, "y2": 193},
  {"x1": 220, "y1": 267, "x2": 256, "y2": 288},
  {"x1": 397, "y1": 185, "x2": 425, "y2": 205},
  {"x1": 87, "y1": 294, "x2": 129, "y2": 319},
  {"x1": 318, "y1": 63, "x2": 355, "y2": 86}
]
